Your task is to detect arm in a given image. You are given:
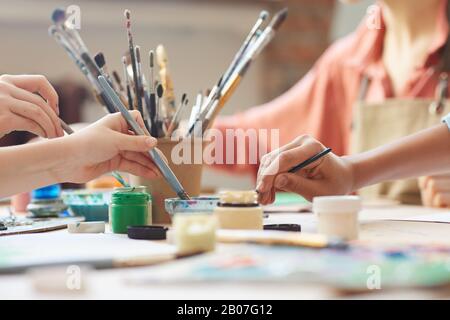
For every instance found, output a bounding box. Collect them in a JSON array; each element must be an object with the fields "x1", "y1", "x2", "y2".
[
  {"x1": 256, "y1": 122, "x2": 450, "y2": 204},
  {"x1": 0, "y1": 111, "x2": 159, "y2": 197},
  {"x1": 350, "y1": 123, "x2": 450, "y2": 189}
]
